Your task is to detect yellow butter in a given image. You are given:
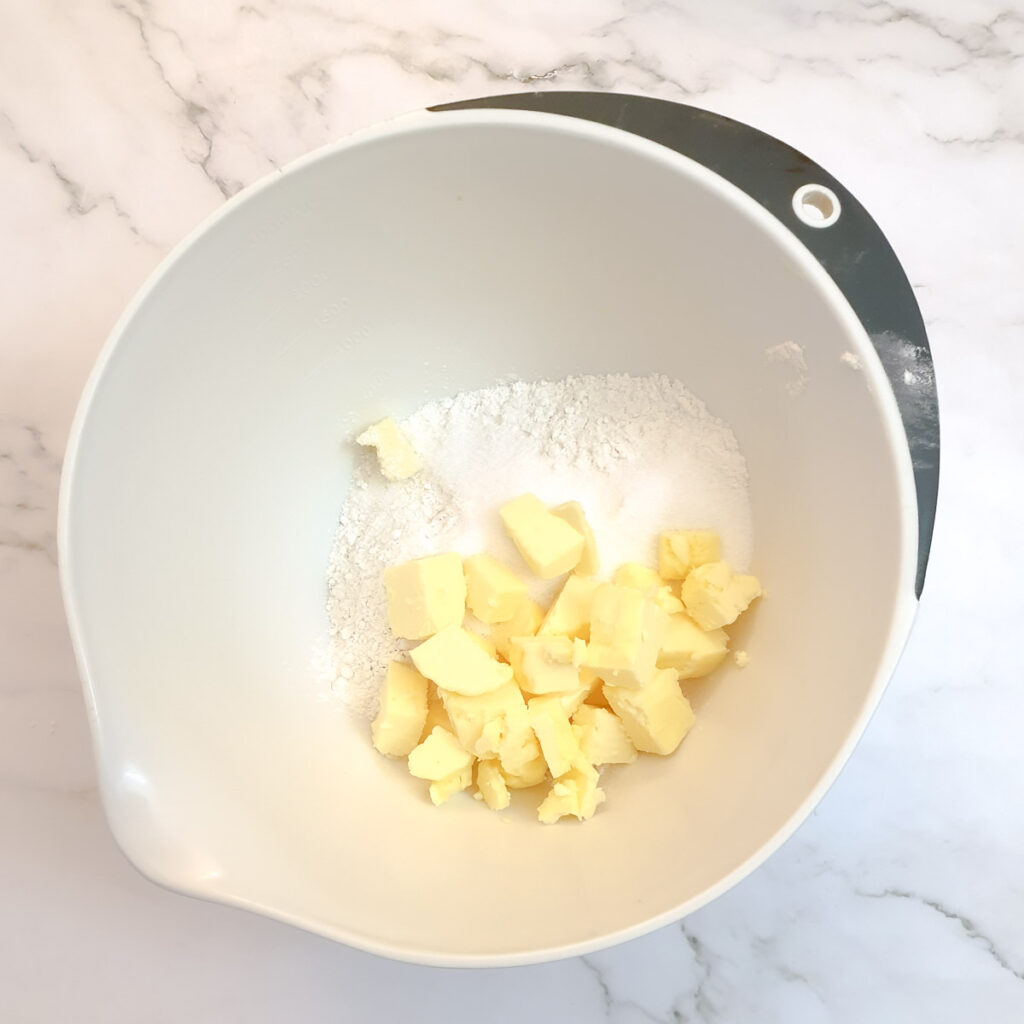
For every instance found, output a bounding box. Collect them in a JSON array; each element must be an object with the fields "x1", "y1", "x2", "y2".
[
  {"x1": 654, "y1": 591, "x2": 684, "y2": 615},
  {"x1": 410, "y1": 626, "x2": 514, "y2": 695},
  {"x1": 407, "y1": 726, "x2": 473, "y2": 779},
  {"x1": 604, "y1": 668, "x2": 695, "y2": 755},
  {"x1": 551, "y1": 501, "x2": 600, "y2": 575},
  {"x1": 680, "y1": 561, "x2": 761, "y2": 630},
  {"x1": 371, "y1": 661, "x2": 429, "y2": 757},
  {"x1": 490, "y1": 598, "x2": 545, "y2": 661},
  {"x1": 580, "y1": 668, "x2": 612, "y2": 709},
  {"x1": 527, "y1": 694, "x2": 585, "y2": 778},
  {"x1": 374, "y1": 494, "x2": 763, "y2": 823},
  {"x1": 509, "y1": 635, "x2": 584, "y2": 695},
  {"x1": 612, "y1": 562, "x2": 684, "y2": 615},
  {"x1": 571, "y1": 704, "x2": 637, "y2": 765},
  {"x1": 476, "y1": 759, "x2": 511, "y2": 810},
  {"x1": 613, "y1": 562, "x2": 662, "y2": 591},
  {"x1": 428, "y1": 765, "x2": 473, "y2": 806},
  {"x1": 465, "y1": 630, "x2": 499, "y2": 660},
  {"x1": 355, "y1": 417, "x2": 420, "y2": 481},
  {"x1": 439, "y1": 681, "x2": 526, "y2": 756},
  {"x1": 546, "y1": 685, "x2": 591, "y2": 717},
  {"x1": 538, "y1": 574, "x2": 600, "y2": 641},
  {"x1": 496, "y1": 708, "x2": 544, "y2": 778},
  {"x1": 501, "y1": 751, "x2": 548, "y2": 789},
  {"x1": 658, "y1": 529, "x2": 721, "y2": 580},
  {"x1": 464, "y1": 554, "x2": 528, "y2": 624},
  {"x1": 407, "y1": 726, "x2": 475, "y2": 805},
  {"x1": 500, "y1": 493, "x2": 584, "y2": 578},
  {"x1": 584, "y1": 583, "x2": 668, "y2": 689},
  {"x1": 384, "y1": 553, "x2": 466, "y2": 640},
  {"x1": 657, "y1": 612, "x2": 729, "y2": 678},
  {"x1": 442, "y1": 686, "x2": 543, "y2": 778},
  {"x1": 420, "y1": 683, "x2": 452, "y2": 742},
  {"x1": 537, "y1": 760, "x2": 605, "y2": 824}
]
